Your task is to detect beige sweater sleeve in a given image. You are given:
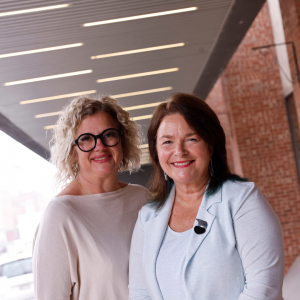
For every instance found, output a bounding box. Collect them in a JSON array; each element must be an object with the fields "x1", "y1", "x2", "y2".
[{"x1": 33, "y1": 200, "x2": 78, "y2": 300}]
